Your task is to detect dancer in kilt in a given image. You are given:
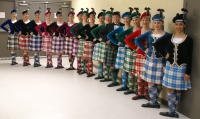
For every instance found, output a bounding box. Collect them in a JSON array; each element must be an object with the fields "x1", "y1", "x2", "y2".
[
  {"x1": 107, "y1": 10, "x2": 133, "y2": 90},
  {"x1": 116, "y1": 9, "x2": 142, "y2": 94},
  {"x1": 12, "y1": 9, "x2": 31, "y2": 66},
  {"x1": 0, "y1": 9, "x2": 20, "y2": 65},
  {"x1": 77, "y1": 9, "x2": 98, "y2": 77},
  {"x1": 70, "y1": 9, "x2": 88, "y2": 74},
  {"x1": 35, "y1": 8, "x2": 53, "y2": 68},
  {"x1": 91, "y1": 10, "x2": 106, "y2": 79},
  {"x1": 135, "y1": 10, "x2": 169, "y2": 108},
  {"x1": 124, "y1": 11, "x2": 151, "y2": 99},
  {"x1": 57, "y1": 8, "x2": 77, "y2": 70},
  {"x1": 26, "y1": 9, "x2": 43, "y2": 67},
  {"x1": 155, "y1": 10, "x2": 193, "y2": 118},
  {"x1": 46, "y1": 9, "x2": 65, "y2": 69},
  {"x1": 99, "y1": 10, "x2": 124, "y2": 84}
]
